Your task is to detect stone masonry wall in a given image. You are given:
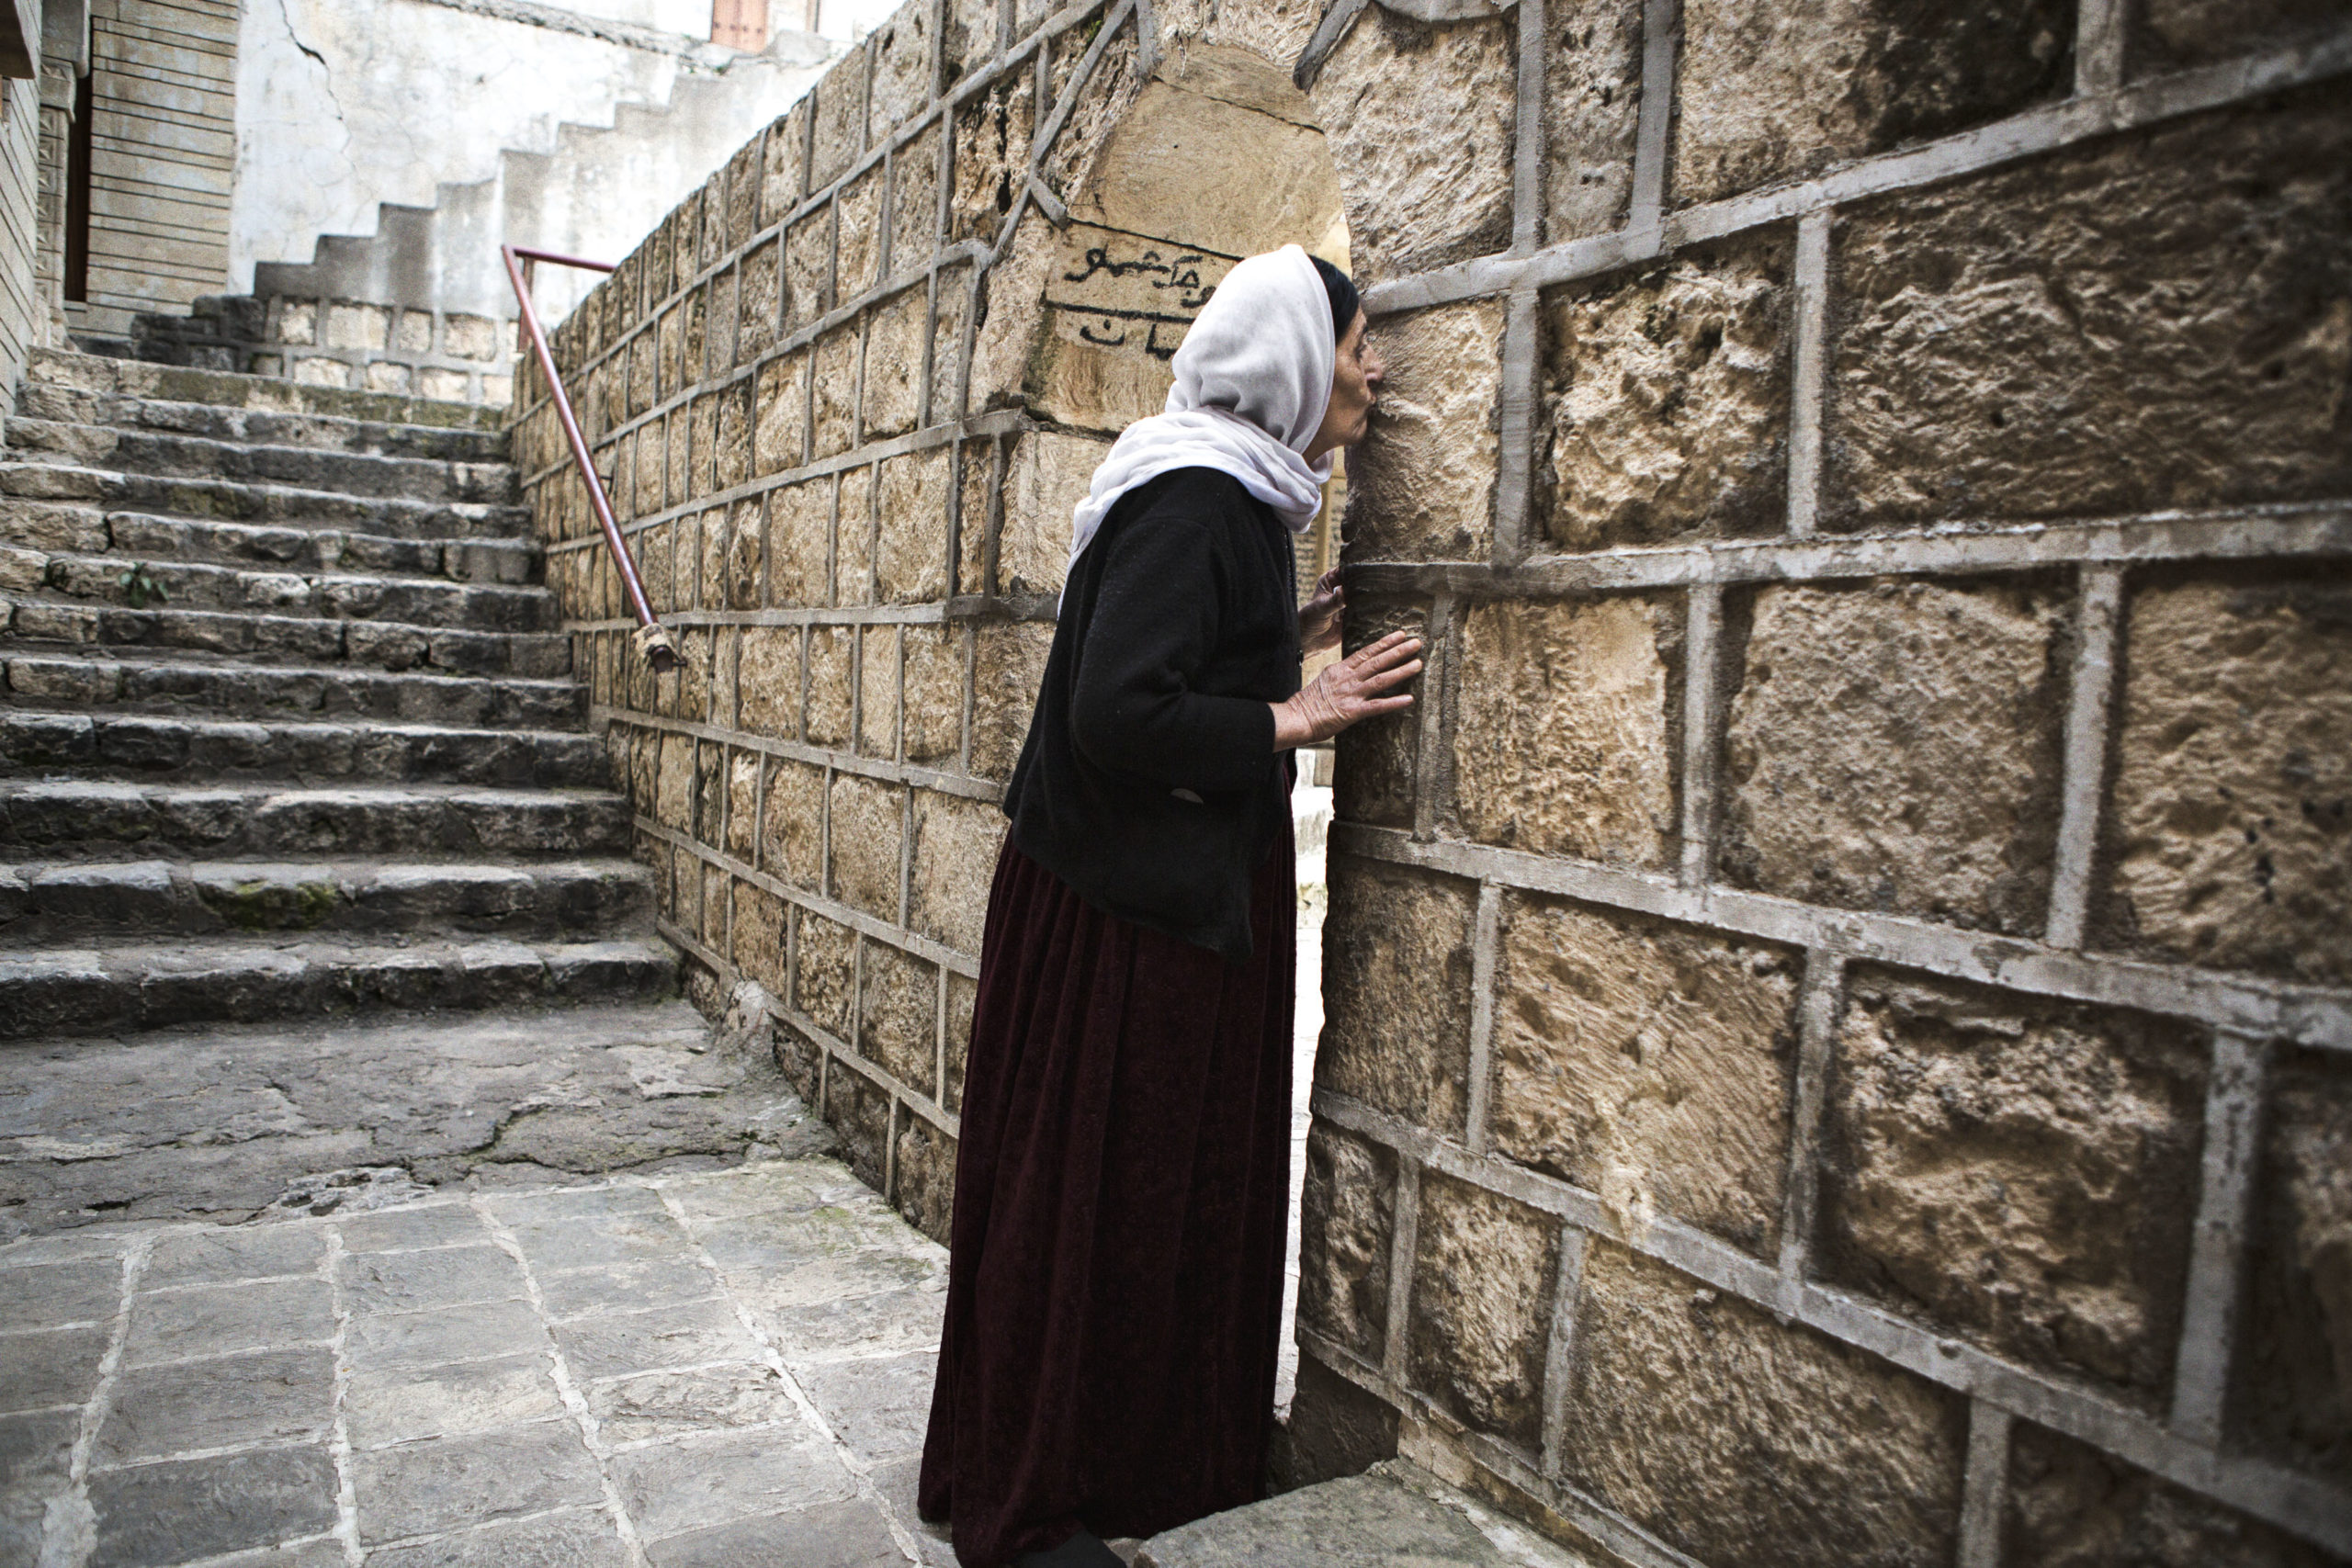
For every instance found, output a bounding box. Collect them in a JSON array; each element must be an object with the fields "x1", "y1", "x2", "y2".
[{"x1": 515, "y1": 1, "x2": 2352, "y2": 1562}]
